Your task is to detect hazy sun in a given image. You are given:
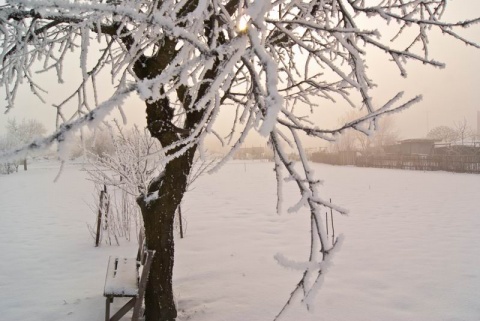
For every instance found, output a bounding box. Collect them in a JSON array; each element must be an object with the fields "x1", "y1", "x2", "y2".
[{"x1": 237, "y1": 15, "x2": 249, "y2": 33}]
